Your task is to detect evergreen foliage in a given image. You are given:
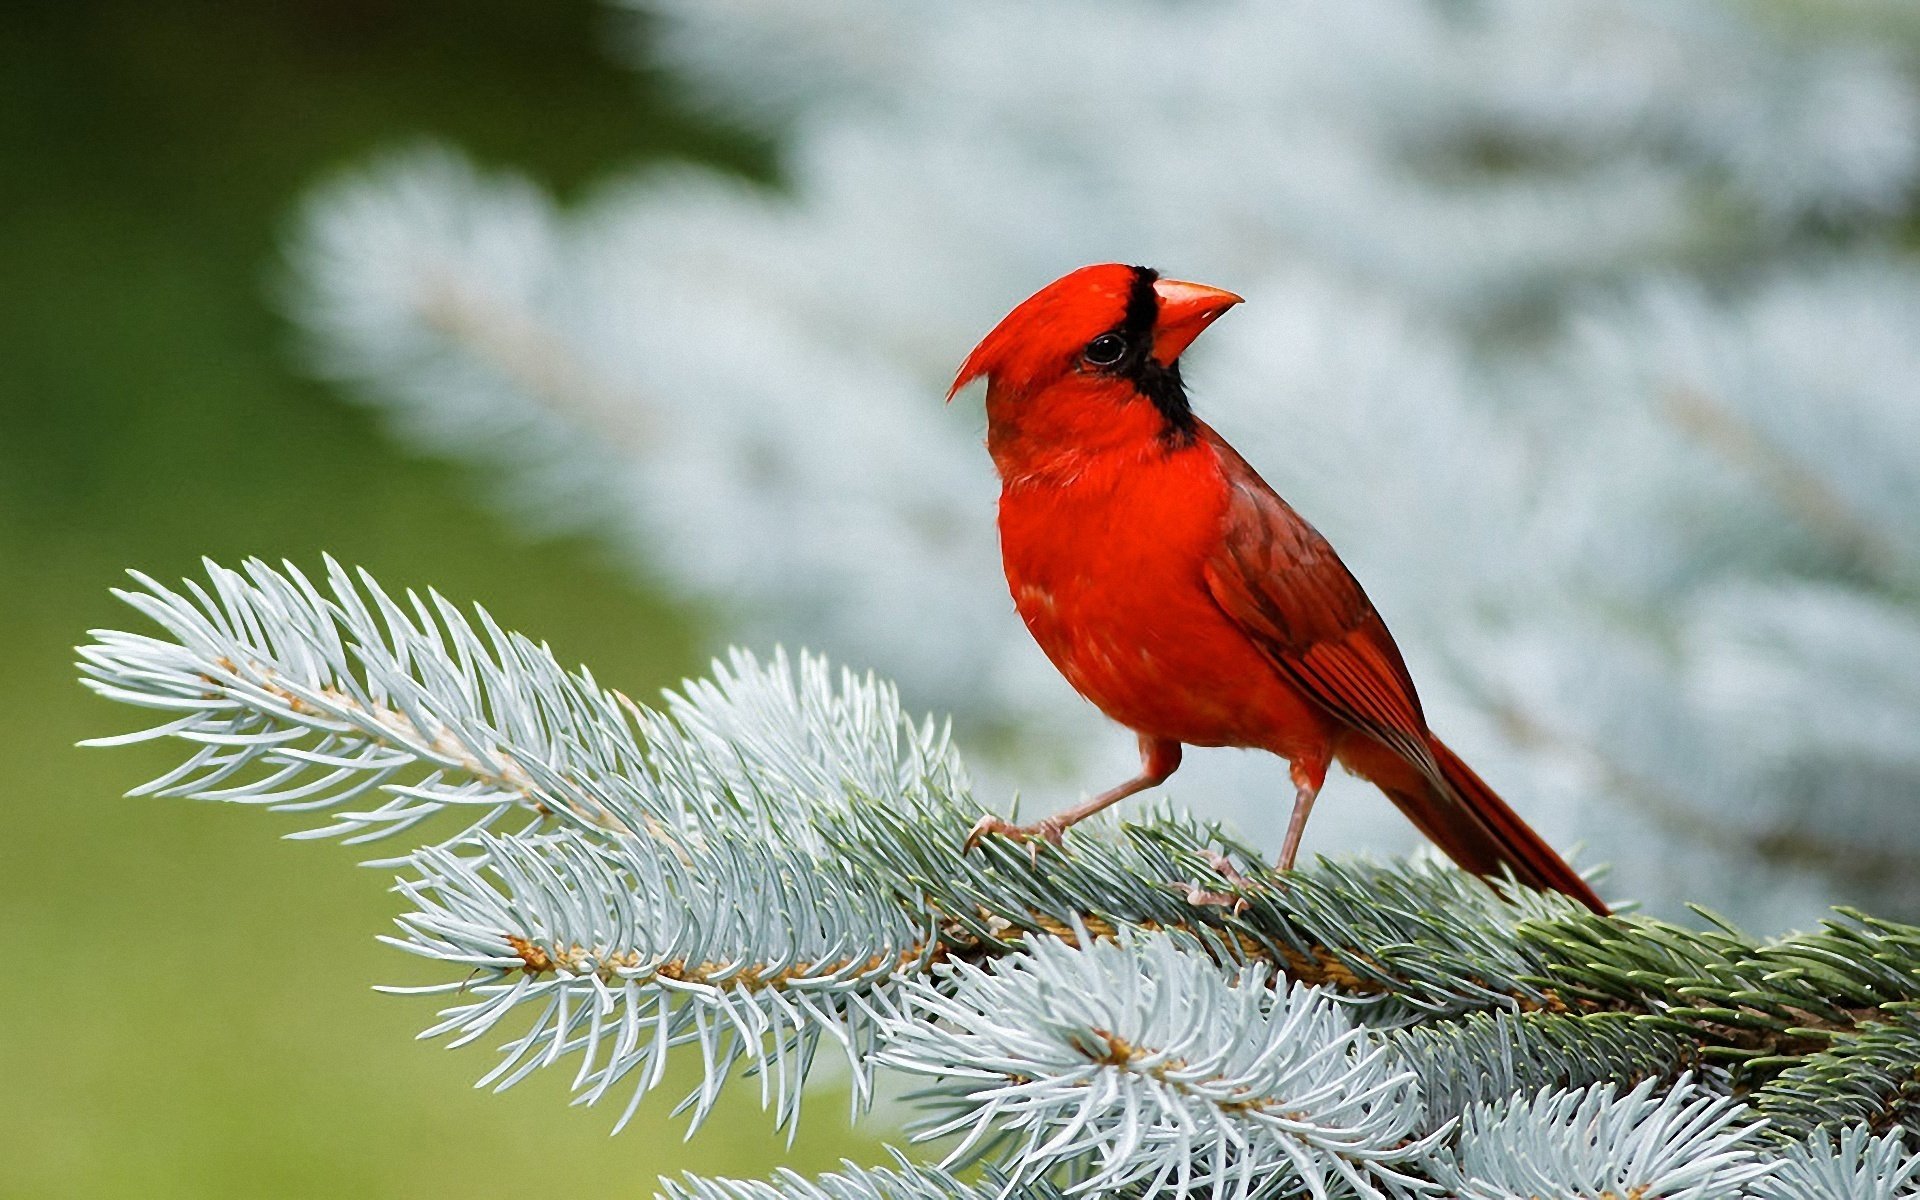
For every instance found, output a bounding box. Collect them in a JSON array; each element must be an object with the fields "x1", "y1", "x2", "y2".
[{"x1": 81, "y1": 560, "x2": 1920, "y2": 1197}]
